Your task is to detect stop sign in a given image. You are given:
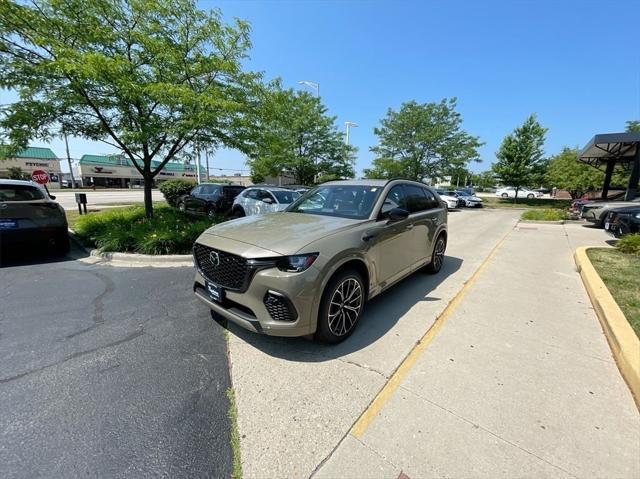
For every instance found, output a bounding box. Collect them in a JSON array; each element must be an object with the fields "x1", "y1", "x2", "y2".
[{"x1": 31, "y1": 170, "x2": 50, "y2": 184}]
